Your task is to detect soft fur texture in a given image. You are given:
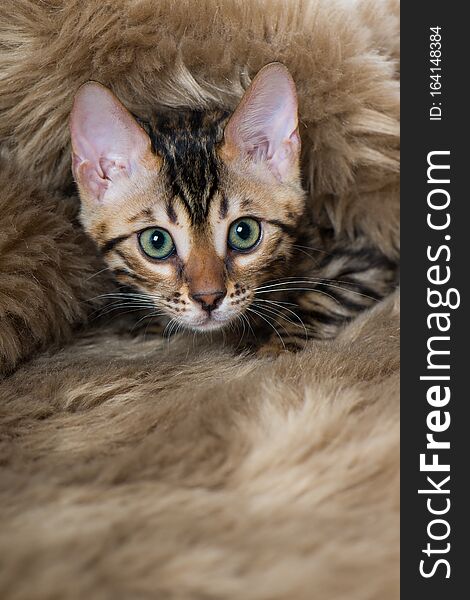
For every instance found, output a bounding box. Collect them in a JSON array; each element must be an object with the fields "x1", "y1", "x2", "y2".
[
  {"x1": 0, "y1": 294, "x2": 400, "y2": 600},
  {"x1": 0, "y1": 163, "x2": 111, "y2": 374},
  {"x1": 0, "y1": 0, "x2": 400, "y2": 598}
]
